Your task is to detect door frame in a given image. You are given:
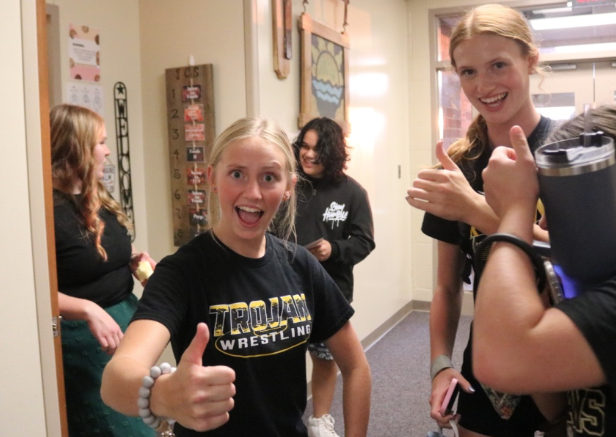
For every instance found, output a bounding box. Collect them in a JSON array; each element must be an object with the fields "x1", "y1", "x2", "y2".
[{"x1": 25, "y1": 0, "x2": 68, "y2": 435}]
